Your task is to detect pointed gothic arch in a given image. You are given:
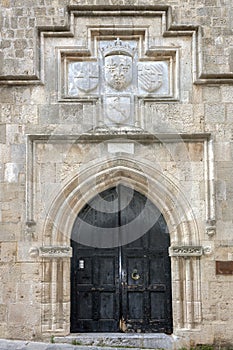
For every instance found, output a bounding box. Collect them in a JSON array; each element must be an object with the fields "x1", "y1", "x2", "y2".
[
  {"x1": 41, "y1": 157, "x2": 202, "y2": 334},
  {"x1": 44, "y1": 157, "x2": 200, "y2": 246}
]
